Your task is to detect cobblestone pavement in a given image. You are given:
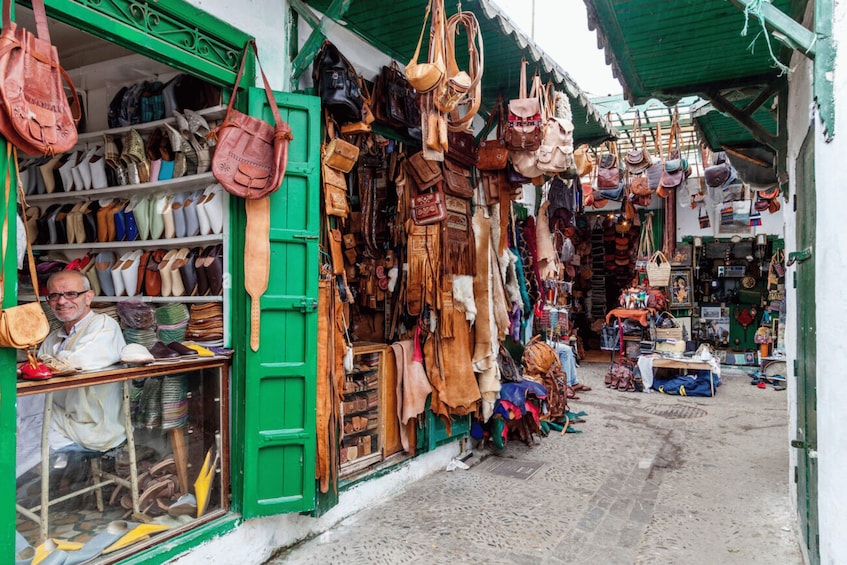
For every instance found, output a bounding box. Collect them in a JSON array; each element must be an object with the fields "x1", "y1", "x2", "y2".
[{"x1": 267, "y1": 362, "x2": 803, "y2": 565}]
